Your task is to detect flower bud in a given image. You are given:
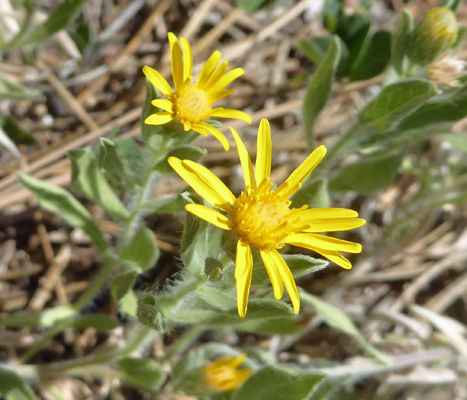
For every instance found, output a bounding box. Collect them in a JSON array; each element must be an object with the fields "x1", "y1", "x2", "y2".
[
  {"x1": 136, "y1": 292, "x2": 166, "y2": 332},
  {"x1": 427, "y1": 55, "x2": 465, "y2": 88},
  {"x1": 407, "y1": 7, "x2": 458, "y2": 66}
]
